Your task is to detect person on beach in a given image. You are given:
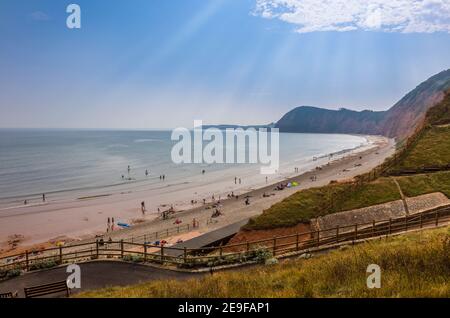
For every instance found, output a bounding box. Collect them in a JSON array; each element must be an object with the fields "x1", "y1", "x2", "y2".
[
  {"x1": 141, "y1": 201, "x2": 146, "y2": 214},
  {"x1": 234, "y1": 177, "x2": 237, "y2": 184},
  {"x1": 202, "y1": 169, "x2": 205, "y2": 175},
  {"x1": 145, "y1": 170, "x2": 149, "y2": 177},
  {"x1": 174, "y1": 218, "x2": 182, "y2": 225},
  {"x1": 42, "y1": 194, "x2": 46, "y2": 202},
  {"x1": 24, "y1": 200, "x2": 27, "y2": 205},
  {"x1": 107, "y1": 217, "x2": 111, "y2": 232},
  {"x1": 239, "y1": 178, "x2": 242, "y2": 184},
  {"x1": 266, "y1": 176, "x2": 268, "y2": 183},
  {"x1": 245, "y1": 198, "x2": 250, "y2": 205},
  {"x1": 111, "y1": 217, "x2": 115, "y2": 231},
  {"x1": 128, "y1": 165, "x2": 131, "y2": 174},
  {"x1": 163, "y1": 175, "x2": 165, "y2": 181}
]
